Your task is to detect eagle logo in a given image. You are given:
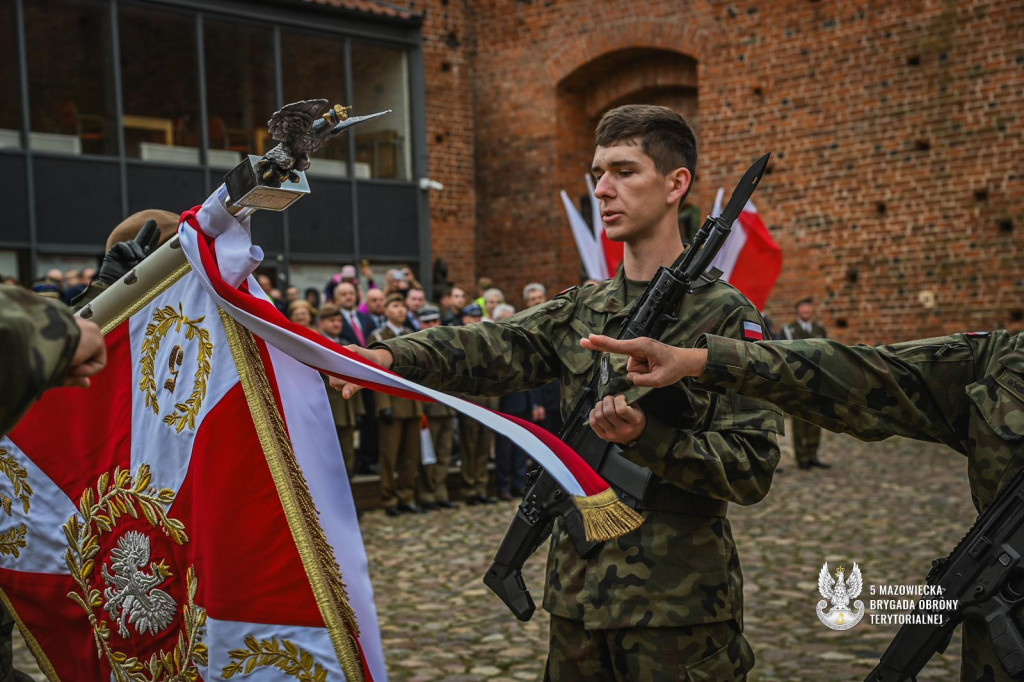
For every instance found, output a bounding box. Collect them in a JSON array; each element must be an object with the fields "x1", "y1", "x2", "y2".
[
  {"x1": 102, "y1": 530, "x2": 177, "y2": 639},
  {"x1": 816, "y1": 561, "x2": 865, "y2": 630}
]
